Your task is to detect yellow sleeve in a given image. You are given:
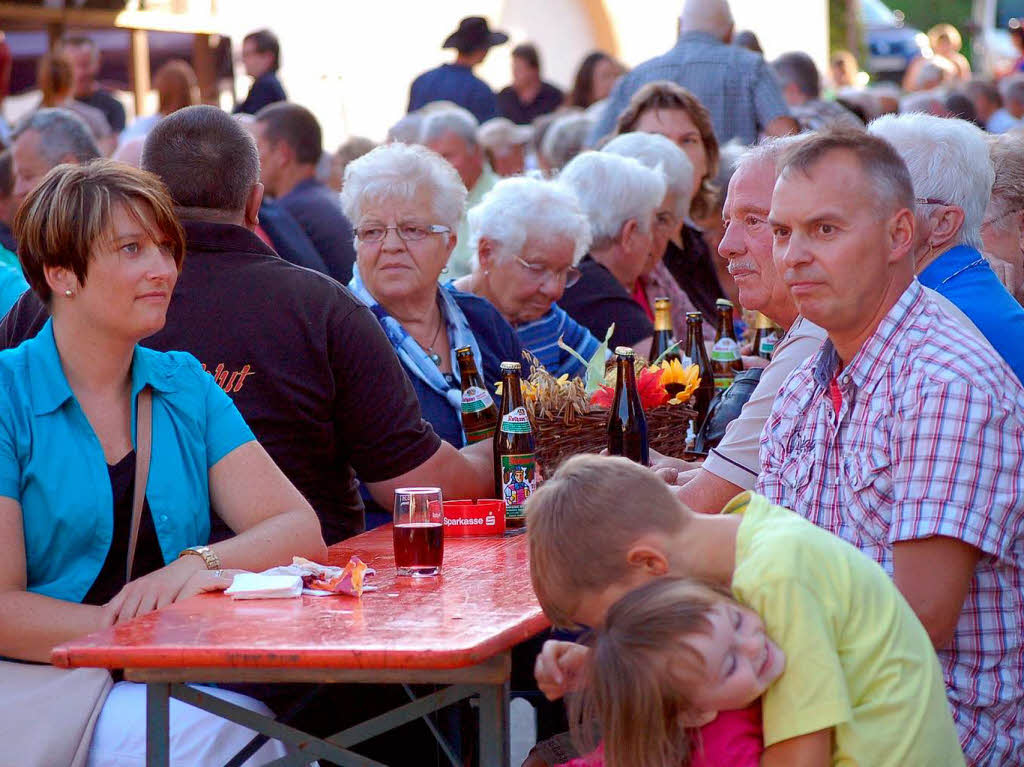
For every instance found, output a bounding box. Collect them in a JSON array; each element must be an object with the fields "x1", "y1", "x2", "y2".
[{"x1": 744, "y1": 578, "x2": 853, "y2": 747}]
